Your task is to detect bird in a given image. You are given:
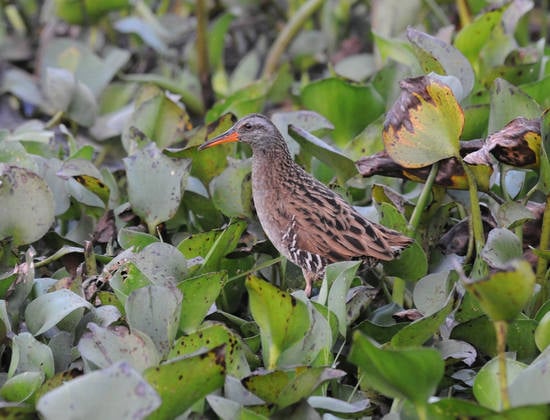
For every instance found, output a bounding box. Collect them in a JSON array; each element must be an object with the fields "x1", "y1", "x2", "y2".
[{"x1": 199, "y1": 114, "x2": 413, "y2": 296}]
